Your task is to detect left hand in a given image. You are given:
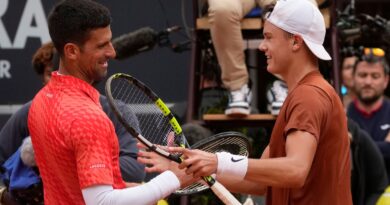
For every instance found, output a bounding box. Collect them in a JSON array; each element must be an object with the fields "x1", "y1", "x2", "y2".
[
  {"x1": 137, "y1": 143, "x2": 171, "y2": 173},
  {"x1": 137, "y1": 143, "x2": 200, "y2": 188}
]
